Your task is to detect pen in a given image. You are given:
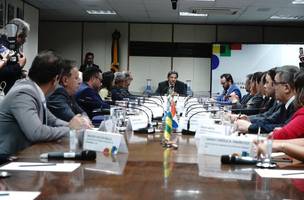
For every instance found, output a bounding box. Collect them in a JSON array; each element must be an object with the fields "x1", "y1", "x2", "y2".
[
  {"x1": 18, "y1": 163, "x2": 57, "y2": 167},
  {"x1": 282, "y1": 172, "x2": 304, "y2": 176},
  {"x1": 0, "y1": 193, "x2": 9, "y2": 196}
]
